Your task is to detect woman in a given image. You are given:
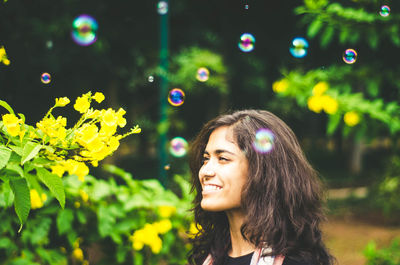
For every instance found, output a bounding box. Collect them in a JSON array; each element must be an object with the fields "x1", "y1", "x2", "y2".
[{"x1": 188, "y1": 110, "x2": 335, "y2": 265}]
